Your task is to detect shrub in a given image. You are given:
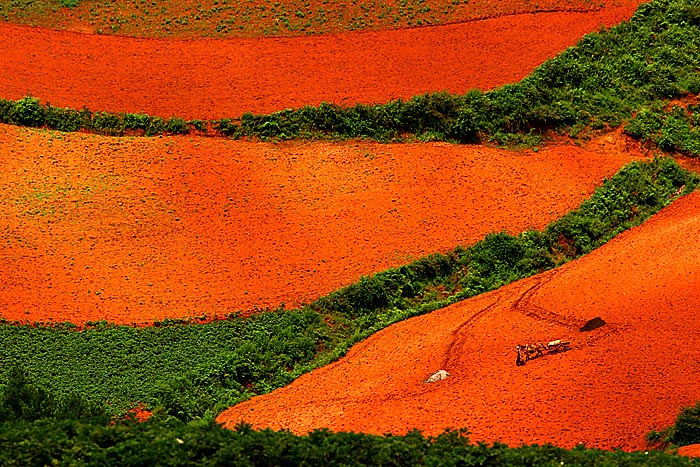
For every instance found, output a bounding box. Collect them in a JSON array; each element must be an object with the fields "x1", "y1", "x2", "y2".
[
  {"x1": 10, "y1": 97, "x2": 45, "y2": 127},
  {"x1": 165, "y1": 117, "x2": 189, "y2": 134},
  {"x1": 671, "y1": 402, "x2": 700, "y2": 446}
]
